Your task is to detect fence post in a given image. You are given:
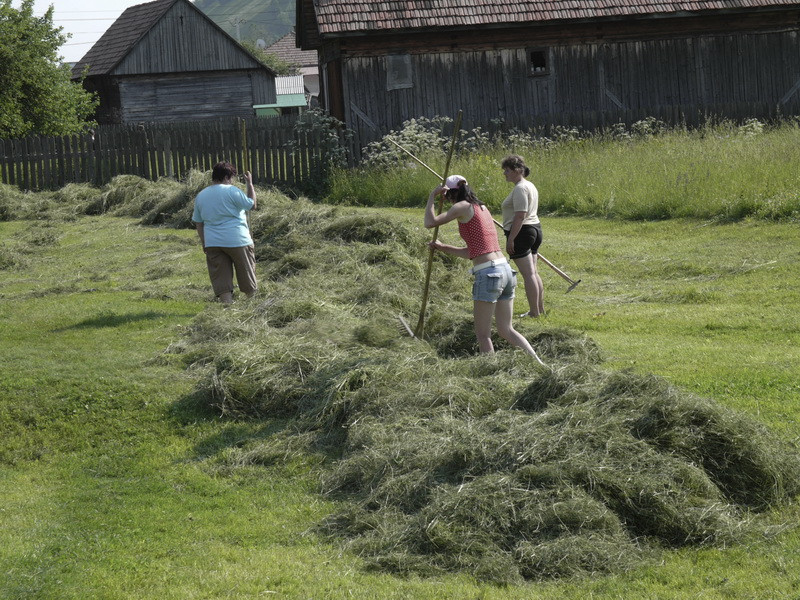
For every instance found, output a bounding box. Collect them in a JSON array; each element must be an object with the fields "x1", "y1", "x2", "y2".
[
  {"x1": 137, "y1": 125, "x2": 150, "y2": 180},
  {"x1": 239, "y1": 118, "x2": 249, "y2": 174},
  {"x1": 0, "y1": 139, "x2": 7, "y2": 186},
  {"x1": 164, "y1": 132, "x2": 173, "y2": 179}
]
